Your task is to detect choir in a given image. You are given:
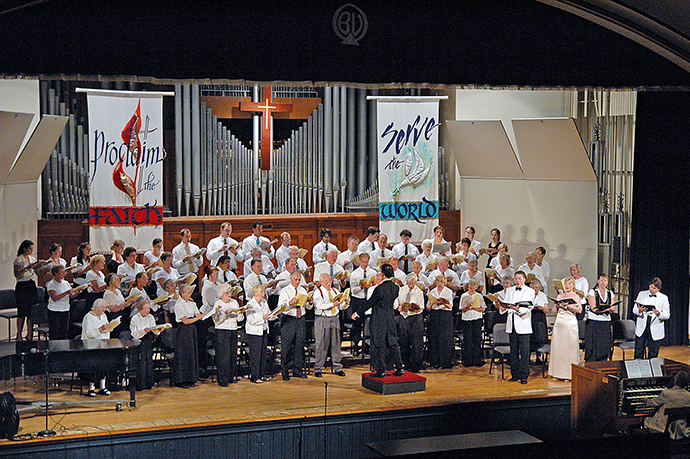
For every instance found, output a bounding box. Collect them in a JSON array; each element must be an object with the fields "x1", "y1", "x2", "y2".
[{"x1": 12, "y1": 221, "x2": 666, "y2": 393}]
